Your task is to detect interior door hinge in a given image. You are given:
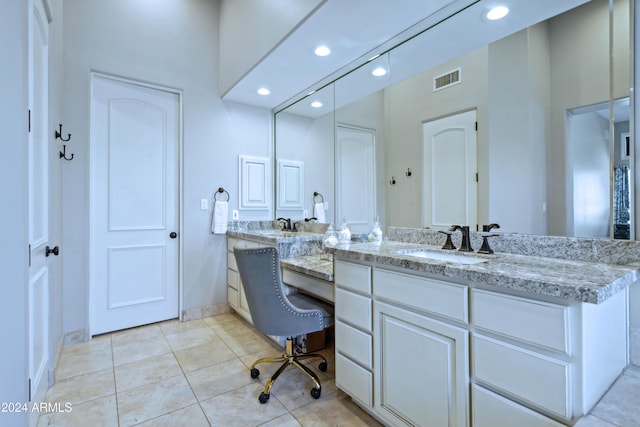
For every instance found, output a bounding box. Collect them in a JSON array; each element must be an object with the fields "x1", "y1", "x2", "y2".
[
  {"x1": 28, "y1": 110, "x2": 31, "y2": 133},
  {"x1": 28, "y1": 244, "x2": 31, "y2": 267},
  {"x1": 28, "y1": 378, "x2": 31, "y2": 401},
  {"x1": 475, "y1": 121, "x2": 478, "y2": 131},
  {"x1": 475, "y1": 172, "x2": 479, "y2": 182}
]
